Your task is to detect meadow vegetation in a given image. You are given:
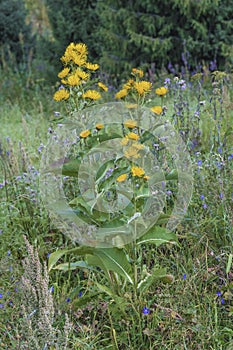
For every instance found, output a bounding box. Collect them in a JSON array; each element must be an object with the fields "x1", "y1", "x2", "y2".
[{"x1": 0, "y1": 1, "x2": 233, "y2": 349}]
